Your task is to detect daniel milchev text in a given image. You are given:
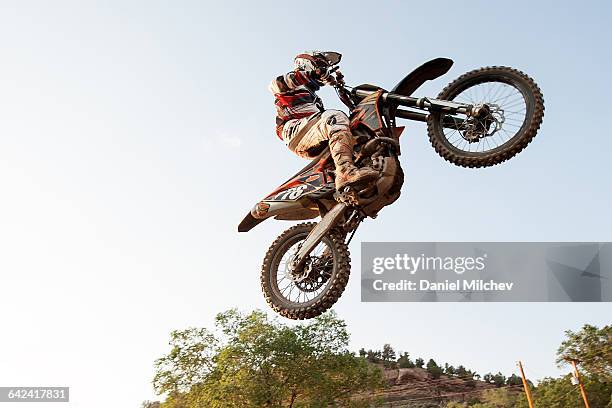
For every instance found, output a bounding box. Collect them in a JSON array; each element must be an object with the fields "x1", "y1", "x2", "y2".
[{"x1": 370, "y1": 253, "x2": 515, "y2": 292}]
